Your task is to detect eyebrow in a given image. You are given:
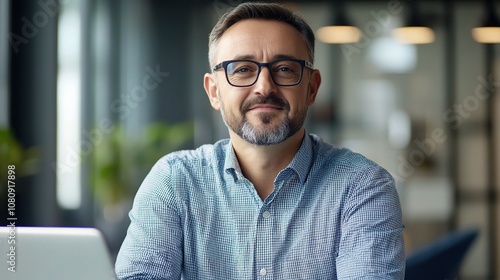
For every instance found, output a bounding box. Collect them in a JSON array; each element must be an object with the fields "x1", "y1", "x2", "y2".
[{"x1": 232, "y1": 54, "x2": 300, "y2": 61}]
